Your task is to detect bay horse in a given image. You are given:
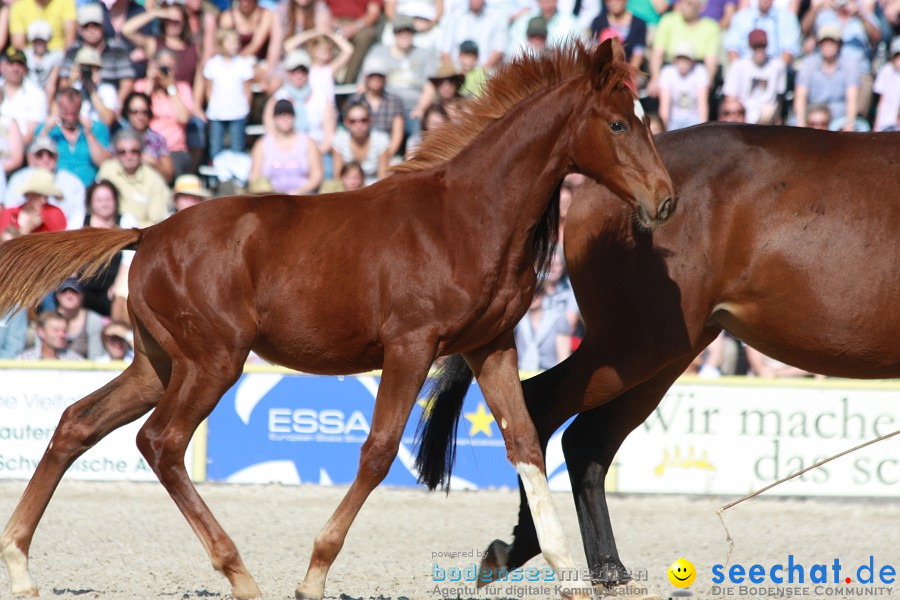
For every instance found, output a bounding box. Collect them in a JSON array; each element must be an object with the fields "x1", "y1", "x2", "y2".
[
  {"x1": 0, "y1": 40, "x2": 674, "y2": 599},
  {"x1": 416, "y1": 124, "x2": 900, "y2": 594}
]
